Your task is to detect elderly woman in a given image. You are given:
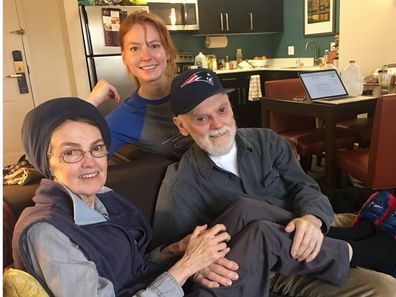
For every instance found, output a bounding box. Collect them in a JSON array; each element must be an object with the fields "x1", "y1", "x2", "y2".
[{"x1": 12, "y1": 97, "x2": 230, "y2": 297}]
